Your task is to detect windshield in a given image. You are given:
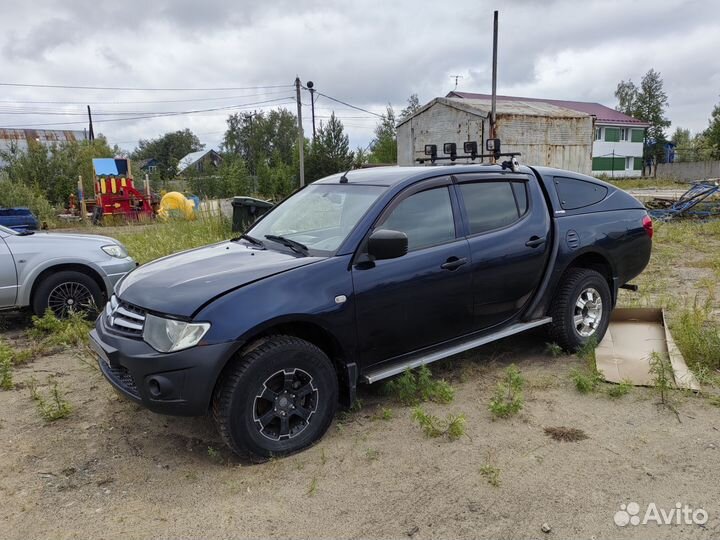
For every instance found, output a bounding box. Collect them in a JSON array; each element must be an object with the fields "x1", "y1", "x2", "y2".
[{"x1": 247, "y1": 184, "x2": 384, "y2": 254}]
